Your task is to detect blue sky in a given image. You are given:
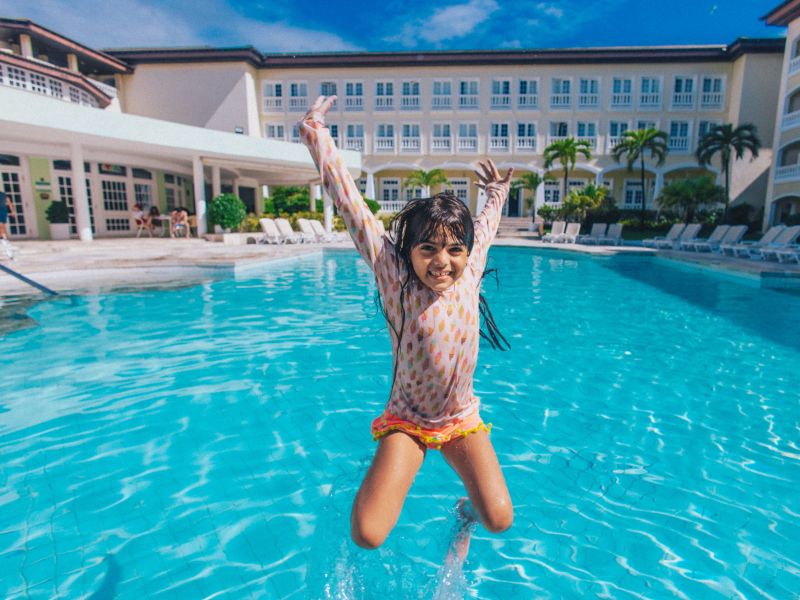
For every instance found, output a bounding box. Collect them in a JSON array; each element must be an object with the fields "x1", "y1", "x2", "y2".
[{"x1": 0, "y1": 0, "x2": 786, "y2": 52}]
